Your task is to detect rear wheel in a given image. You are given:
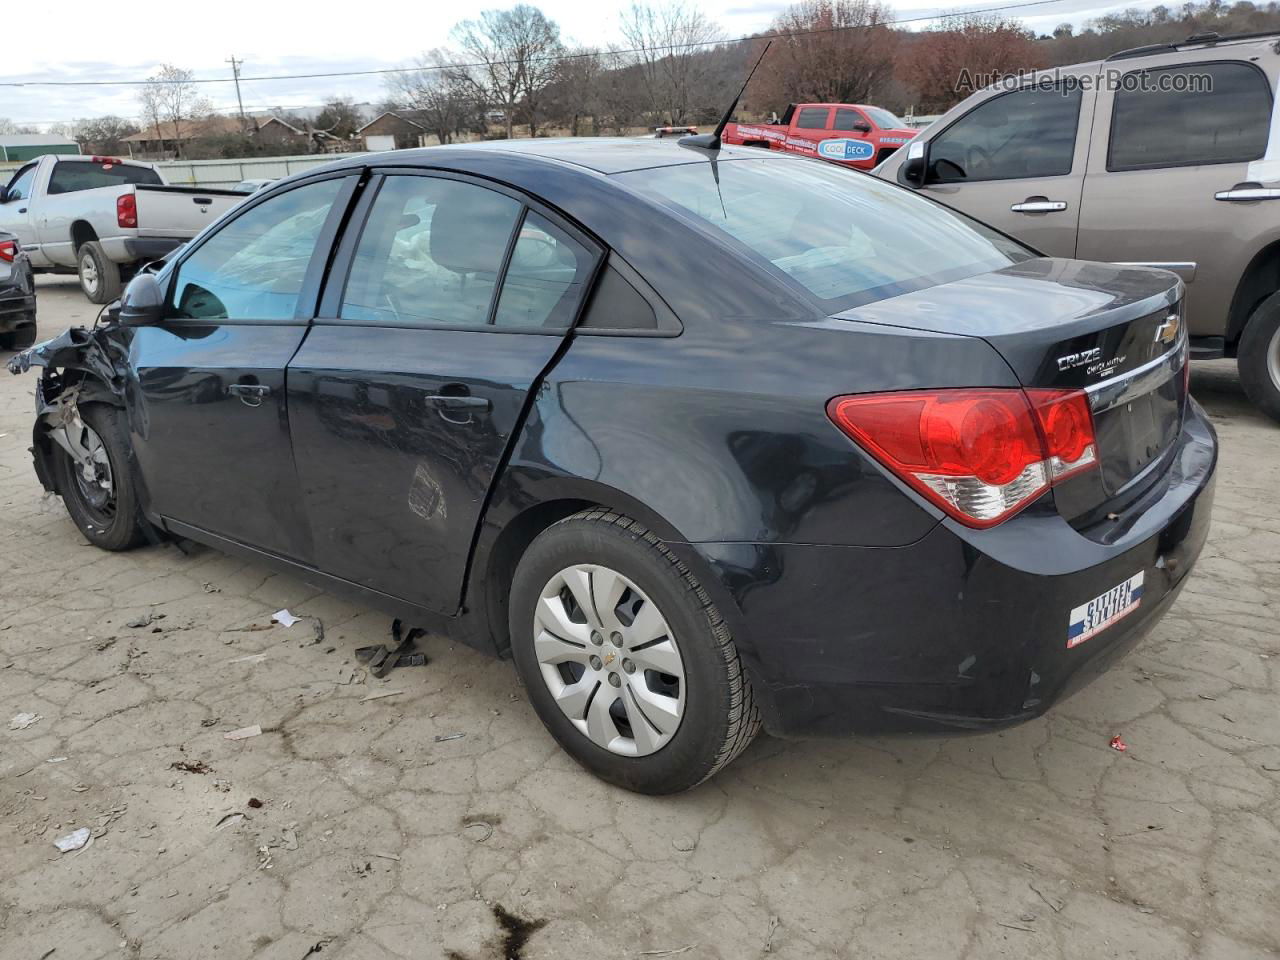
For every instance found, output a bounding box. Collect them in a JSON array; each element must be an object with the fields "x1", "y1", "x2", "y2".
[
  {"x1": 509, "y1": 509, "x2": 760, "y2": 794},
  {"x1": 51, "y1": 403, "x2": 147, "y2": 551},
  {"x1": 77, "y1": 241, "x2": 122, "y2": 304}
]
